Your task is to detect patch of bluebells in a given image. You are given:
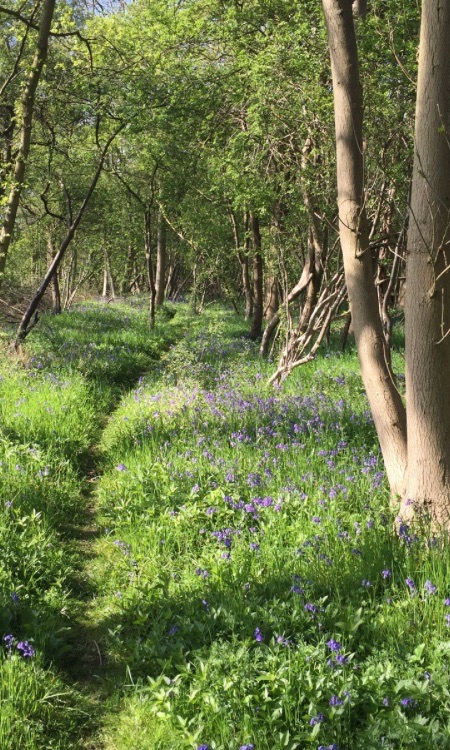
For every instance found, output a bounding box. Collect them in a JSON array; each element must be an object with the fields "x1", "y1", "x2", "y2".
[{"x1": 3, "y1": 634, "x2": 35, "y2": 657}]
